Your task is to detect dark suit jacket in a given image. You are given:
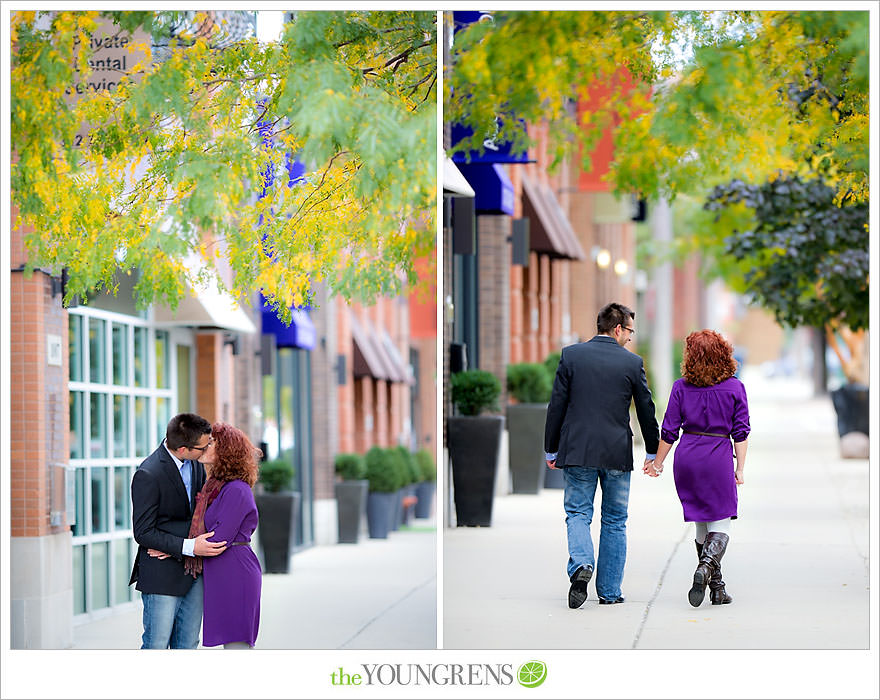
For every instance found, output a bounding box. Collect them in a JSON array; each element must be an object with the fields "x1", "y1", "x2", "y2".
[
  {"x1": 129, "y1": 443, "x2": 206, "y2": 596},
  {"x1": 544, "y1": 335, "x2": 659, "y2": 470}
]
